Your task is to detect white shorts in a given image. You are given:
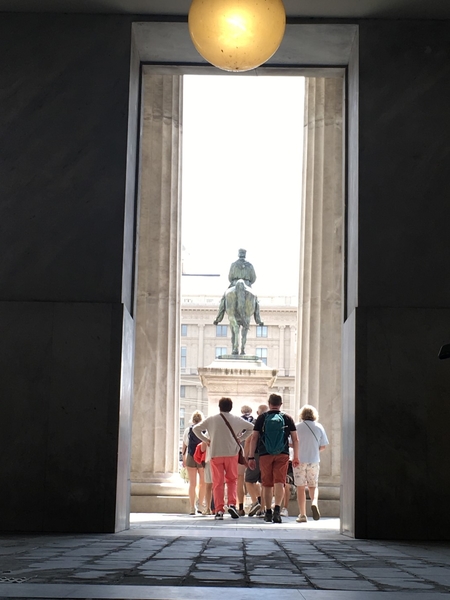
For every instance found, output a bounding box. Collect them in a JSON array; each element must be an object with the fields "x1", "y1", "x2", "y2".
[
  {"x1": 293, "y1": 462, "x2": 320, "y2": 487},
  {"x1": 204, "y1": 461, "x2": 212, "y2": 484}
]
